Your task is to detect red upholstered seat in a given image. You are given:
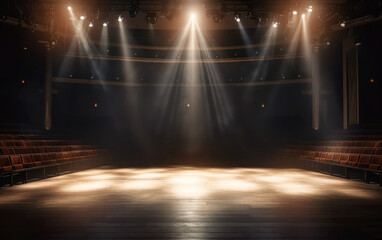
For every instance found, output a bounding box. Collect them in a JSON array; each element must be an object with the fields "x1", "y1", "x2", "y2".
[
  {"x1": 340, "y1": 154, "x2": 351, "y2": 165},
  {"x1": 10, "y1": 155, "x2": 24, "y2": 170},
  {"x1": 324, "y1": 152, "x2": 334, "y2": 163},
  {"x1": 346, "y1": 154, "x2": 359, "y2": 167},
  {"x1": 21, "y1": 155, "x2": 34, "y2": 168},
  {"x1": 0, "y1": 155, "x2": 12, "y2": 172},
  {"x1": 314, "y1": 152, "x2": 327, "y2": 162},
  {"x1": 369, "y1": 156, "x2": 382, "y2": 170},
  {"x1": 362, "y1": 147, "x2": 375, "y2": 154},
  {"x1": 31, "y1": 154, "x2": 42, "y2": 167},
  {"x1": 357, "y1": 155, "x2": 372, "y2": 169},
  {"x1": 332, "y1": 153, "x2": 341, "y2": 164}
]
